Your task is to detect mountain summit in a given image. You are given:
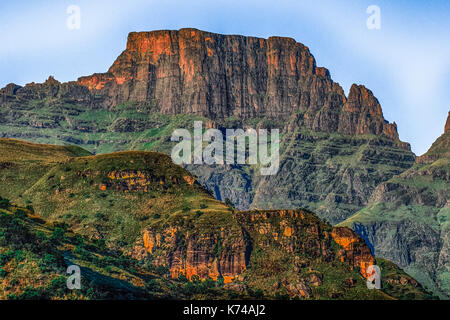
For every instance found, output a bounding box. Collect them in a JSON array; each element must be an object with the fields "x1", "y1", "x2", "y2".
[{"x1": 77, "y1": 29, "x2": 401, "y2": 142}]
